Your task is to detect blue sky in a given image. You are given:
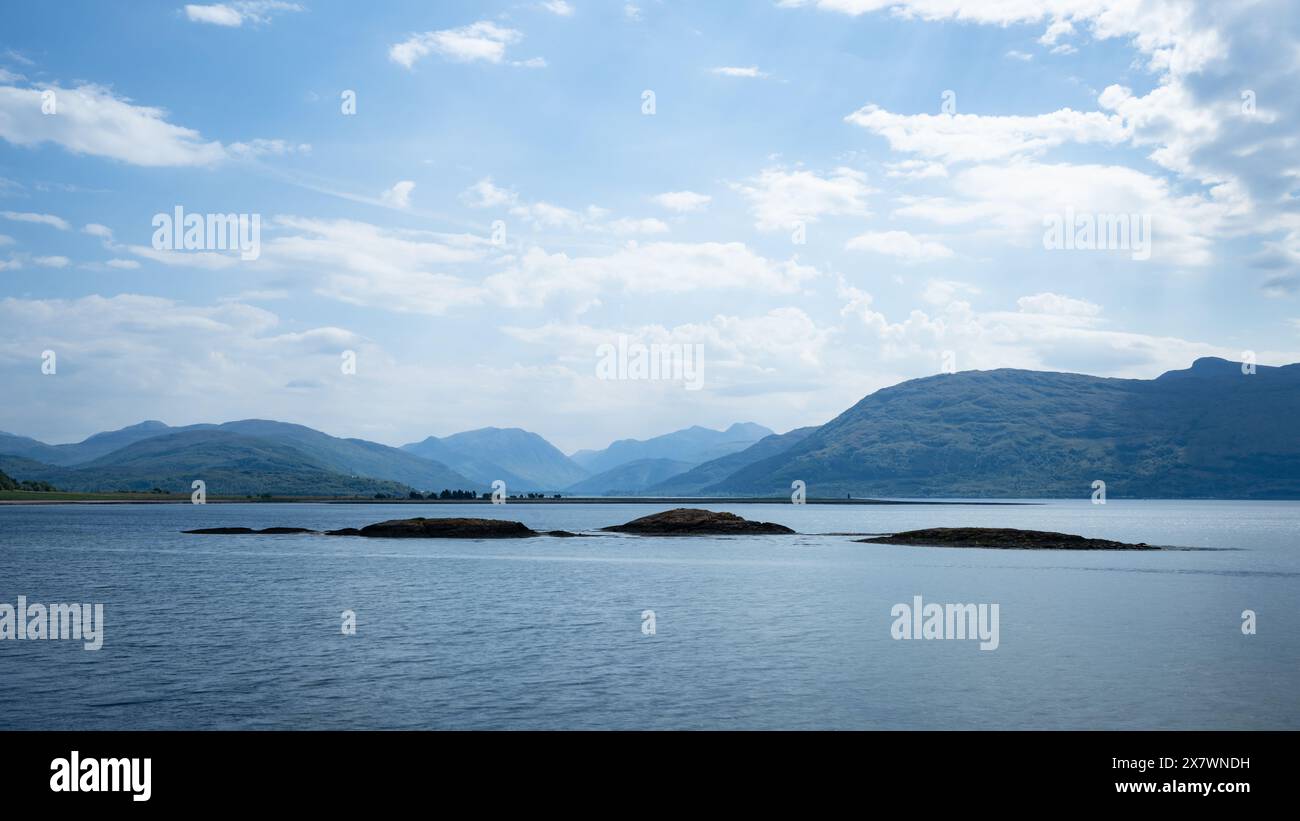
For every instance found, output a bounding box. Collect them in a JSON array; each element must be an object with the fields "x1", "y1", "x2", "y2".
[{"x1": 2, "y1": 0, "x2": 1299, "y2": 451}]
